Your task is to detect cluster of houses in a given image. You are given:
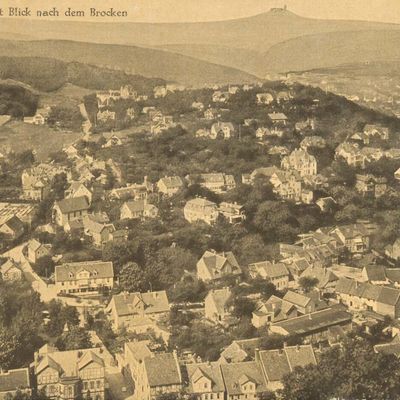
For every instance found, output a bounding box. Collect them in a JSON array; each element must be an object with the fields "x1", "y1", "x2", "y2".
[
  {"x1": 4, "y1": 82, "x2": 400, "y2": 400},
  {"x1": 335, "y1": 124, "x2": 399, "y2": 170},
  {"x1": 241, "y1": 148, "x2": 321, "y2": 204},
  {"x1": 0, "y1": 338, "x2": 319, "y2": 400}
]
